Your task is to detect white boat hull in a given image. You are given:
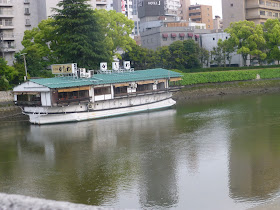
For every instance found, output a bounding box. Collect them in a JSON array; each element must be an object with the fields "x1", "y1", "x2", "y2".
[{"x1": 27, "y1": 98, "x2": 176, "y2": 125}]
